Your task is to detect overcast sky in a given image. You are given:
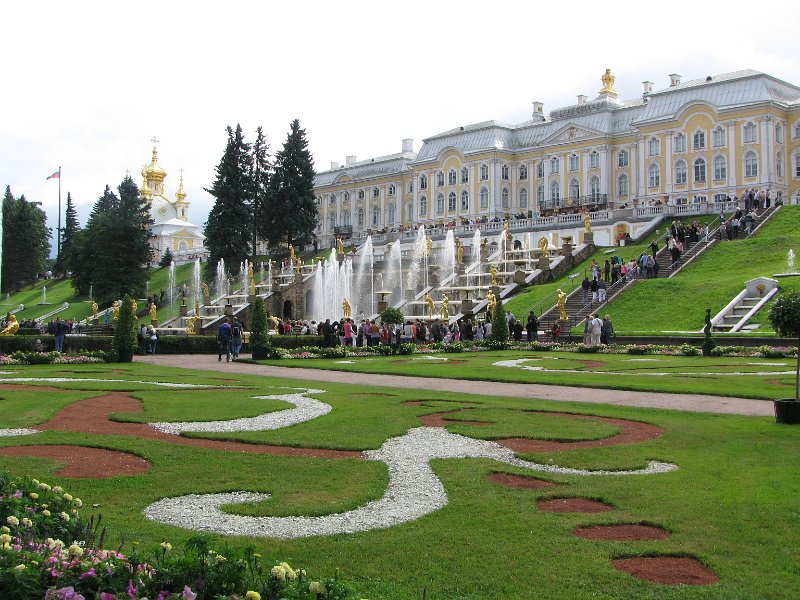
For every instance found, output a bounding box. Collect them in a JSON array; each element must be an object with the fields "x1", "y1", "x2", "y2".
[{"x1": 3, "y1": 0, "x2": 799, "y2": 249}]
